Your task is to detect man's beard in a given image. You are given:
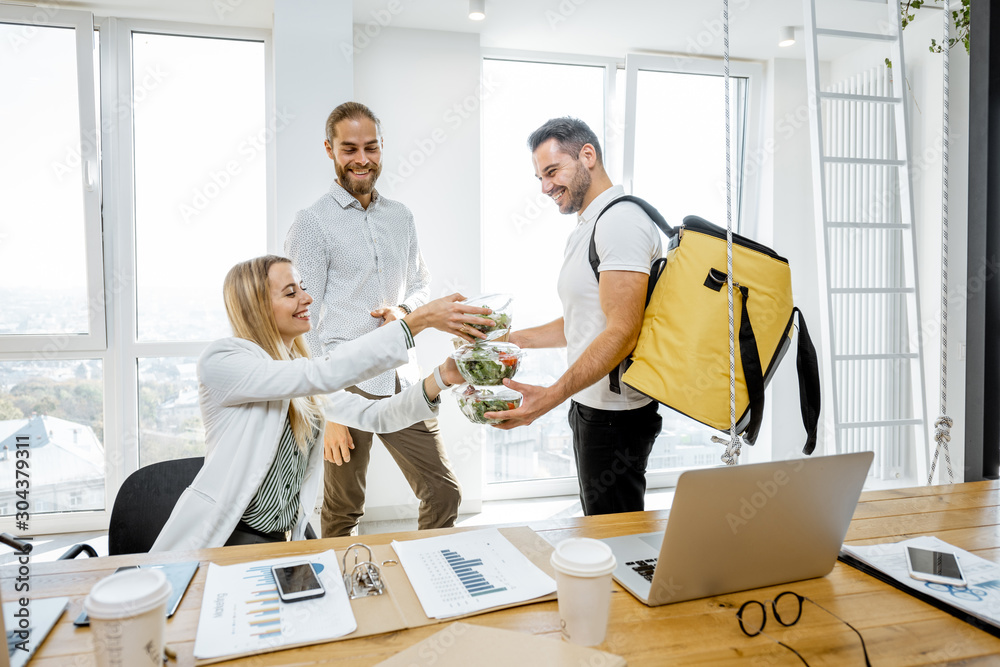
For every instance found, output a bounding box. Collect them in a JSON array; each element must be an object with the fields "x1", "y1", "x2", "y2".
[
  {"x1": 560, "y1": 162, "x2": 591, "y2": 214},
  {"x1": 336, "y1": 160, "x2": 381, "y2": 197}
]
